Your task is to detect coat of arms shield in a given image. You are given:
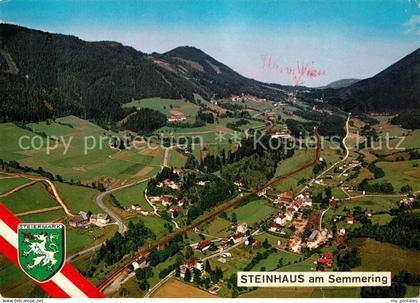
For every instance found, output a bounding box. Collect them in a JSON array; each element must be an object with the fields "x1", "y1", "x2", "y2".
[{"x1": 18, "y1": 223, "x2": 65, "y2": 282}]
